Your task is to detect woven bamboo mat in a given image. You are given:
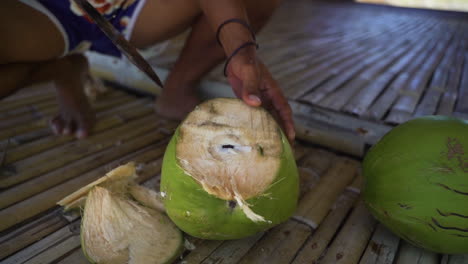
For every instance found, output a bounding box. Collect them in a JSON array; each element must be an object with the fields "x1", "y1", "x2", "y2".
[
  {"x1": 1, "y1": 83, "x2": 467, "y2": 263},
  {"x1": 149, "y1": 0, "x2": 468, "y2": 125}
]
